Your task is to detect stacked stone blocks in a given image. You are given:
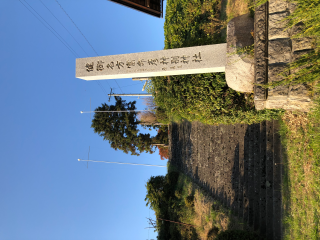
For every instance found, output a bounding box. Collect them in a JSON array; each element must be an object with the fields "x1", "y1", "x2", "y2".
[{"x1": 254, "y1": 0, "x2": 315, "y2": 111}]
